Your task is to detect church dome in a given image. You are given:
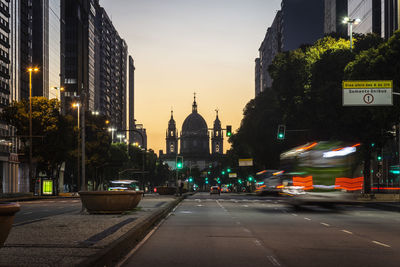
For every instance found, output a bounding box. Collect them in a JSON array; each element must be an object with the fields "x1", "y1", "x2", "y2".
[
  {"x1": 182, "y1": 113, "x2": 208, "y2": 136},
  {"x1": 181, "y1": 96, "x2": 208, "y2": 136}
]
